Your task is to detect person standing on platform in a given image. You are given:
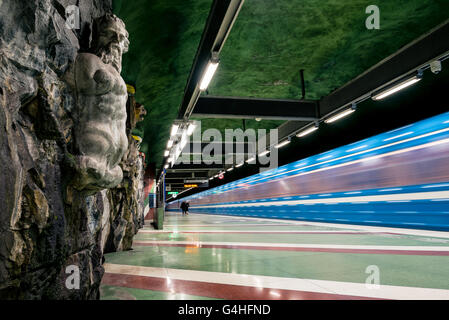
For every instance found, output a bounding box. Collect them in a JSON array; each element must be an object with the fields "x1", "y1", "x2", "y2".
[
  {"x1": 180, "y1": 201, "x2": 187, "y2": 215},
  {"x1": 185, "y1": 202, "x2": 190, "y2": 215}
]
